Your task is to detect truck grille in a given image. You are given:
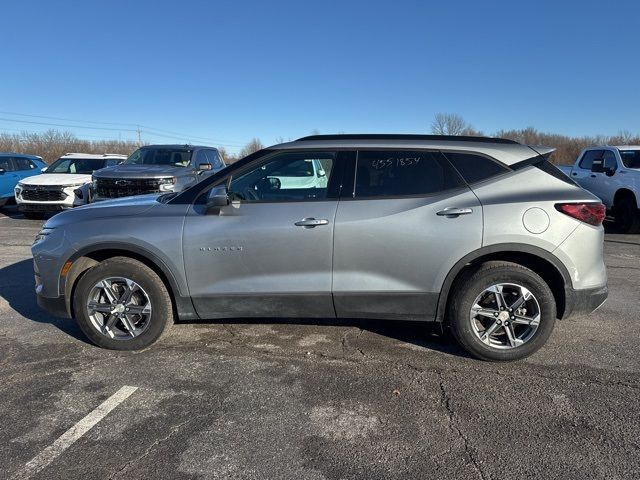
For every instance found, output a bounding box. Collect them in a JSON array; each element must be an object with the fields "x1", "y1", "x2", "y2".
[
  {"x1": 21, "y1": 187, "x2": 67, "y2": 201},
  {"x1": 96, "y1": 178, "x2": 163, "y2": 198}
]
